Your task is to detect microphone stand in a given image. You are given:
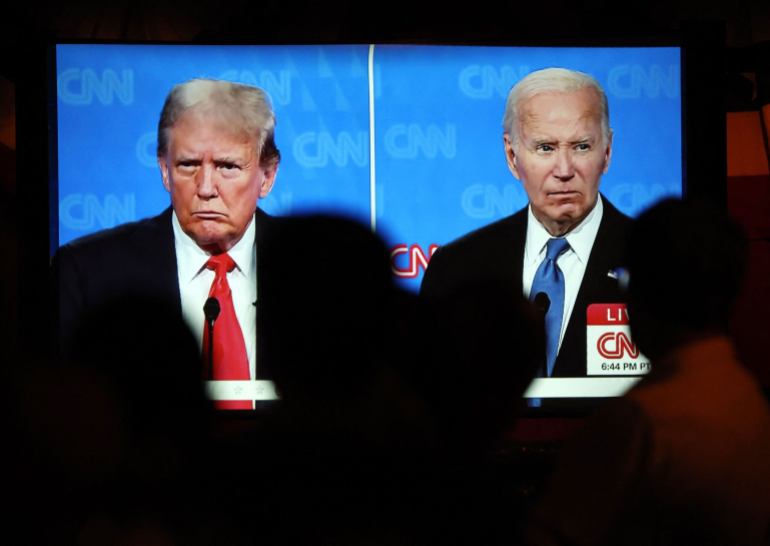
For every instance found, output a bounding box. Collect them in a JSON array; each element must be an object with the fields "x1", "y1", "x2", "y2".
[{"x1": 533, "y1": 292, "x2": 551, "y2": 378}]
